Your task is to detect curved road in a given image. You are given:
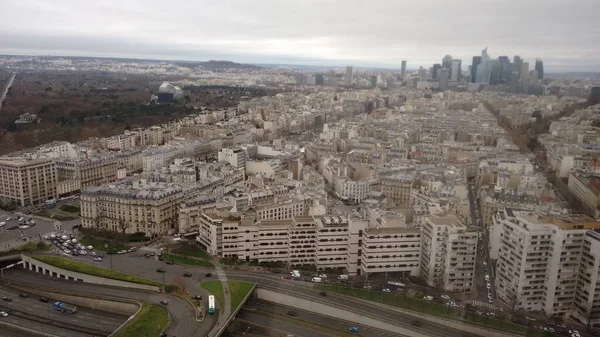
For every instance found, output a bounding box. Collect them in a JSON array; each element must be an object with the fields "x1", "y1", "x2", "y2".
[{"x1": 3, "y1": 269, "x2": 213, "y2": 337}]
